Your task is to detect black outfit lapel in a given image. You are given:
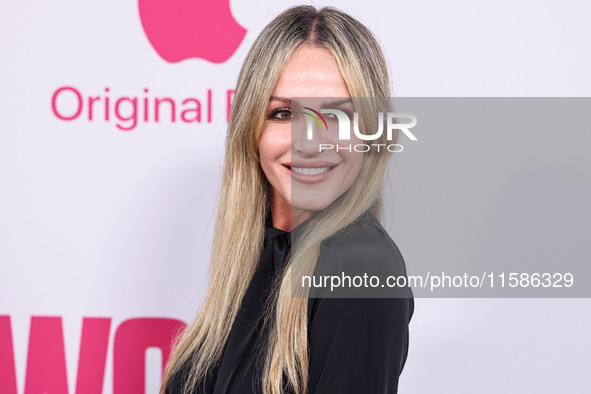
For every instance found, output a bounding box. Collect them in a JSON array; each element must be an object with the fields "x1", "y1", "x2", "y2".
[{"x1": 213, "y1": 225, "x2": 290, "y2": 394}]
